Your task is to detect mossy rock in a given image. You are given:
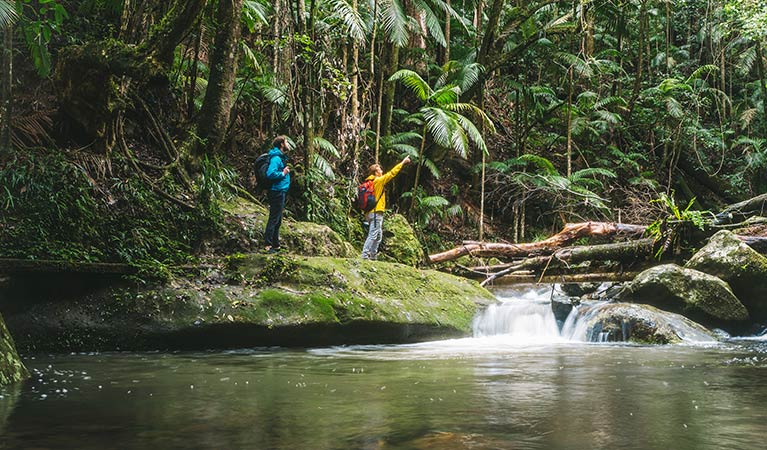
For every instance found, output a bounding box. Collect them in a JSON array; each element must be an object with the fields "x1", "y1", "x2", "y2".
[
  {"x1": 209, "y1": 197, "x2": 356, "y2": 257},
  {"x1": 616, "y1": 264, "x2": 749, "y2": 329},
  {"x1": 378, "y1": 213, "x2": 424, "y2": 266},
  {"x1": 3, "y1": 254, "x2": 495, "y2": 352},
  {"x1": 685, "y1": 230, "x2": 767, "y2": 322},
  {"x1": 0, "y1": 313, "x2": 28, "y2": 386},
  {"x1": 578, "y1": 302, "x2": 714, "y2": 344}
]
